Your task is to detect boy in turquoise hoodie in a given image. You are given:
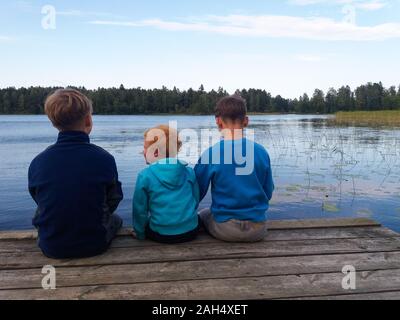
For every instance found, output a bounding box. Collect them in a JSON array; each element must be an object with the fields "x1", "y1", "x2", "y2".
[{"x1": 133, "y1": 125, "x2": 200, "y2": 243}]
